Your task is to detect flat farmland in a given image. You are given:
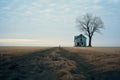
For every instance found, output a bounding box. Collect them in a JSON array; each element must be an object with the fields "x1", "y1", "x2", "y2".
[
  {"x1": 0, "y1": 46, "x2": 50, "y2": 56},
  {"x1": 0, "y1": 47, "x2": 120, "y2": 80}
]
